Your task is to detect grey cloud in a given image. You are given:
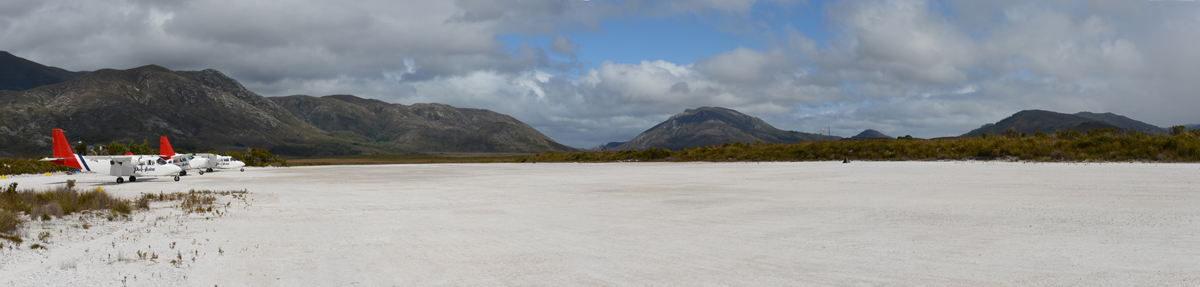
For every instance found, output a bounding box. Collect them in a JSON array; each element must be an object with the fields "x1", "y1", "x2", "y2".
[
  {"x1": 549, "y1": 35, "x2": 579, "y2": 57},
  {"x1": 5, "y1": 0, "x2": 1199, "y2": 147}
]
